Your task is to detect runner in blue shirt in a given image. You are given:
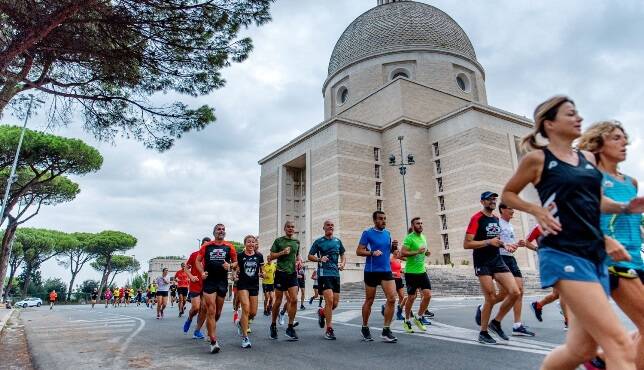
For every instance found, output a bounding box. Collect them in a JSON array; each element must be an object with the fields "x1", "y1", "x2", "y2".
[
  {"x1": 356, "y1": 211, "x2": 399, "y2": 343},
  {"x1": 308, "y1": 220, "x2": 346, "y2": 340}
]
